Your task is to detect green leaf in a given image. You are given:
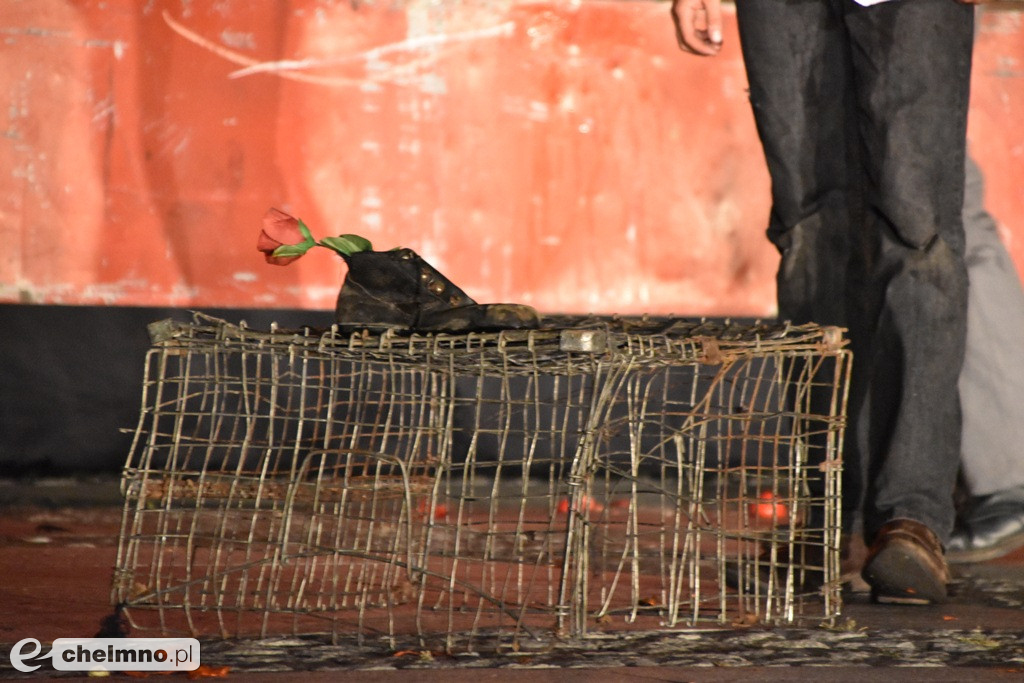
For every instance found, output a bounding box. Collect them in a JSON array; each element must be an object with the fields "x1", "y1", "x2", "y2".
[
  {"x1": 320, "y1": 234, "x2": 373, "y2": 256},
  {"x1": 297, "y1": 218, "x2": 316, "y2": 246},
  {"x1": 272, "y1": 242, "x2": 315, "y2": 258}
]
